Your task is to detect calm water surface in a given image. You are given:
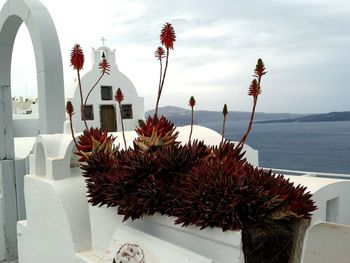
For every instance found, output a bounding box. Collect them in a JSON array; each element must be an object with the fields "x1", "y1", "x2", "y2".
[{"x1": 200, "y1": 120, "x2": 350, "y2": 174}]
